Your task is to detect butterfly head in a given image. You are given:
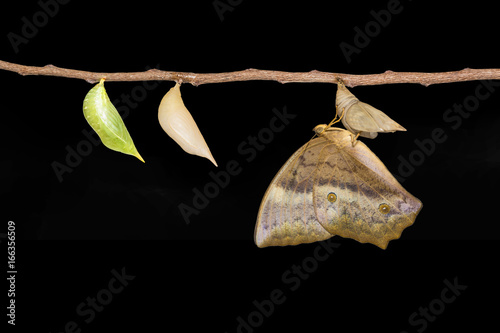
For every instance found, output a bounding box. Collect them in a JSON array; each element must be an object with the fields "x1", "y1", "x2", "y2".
[
  {"x1": 313, "y1": 124, "x2": 328, "y2": 136},
  {"x1": 313, "y1": 124, "x2": 345, "y2": 137}
]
